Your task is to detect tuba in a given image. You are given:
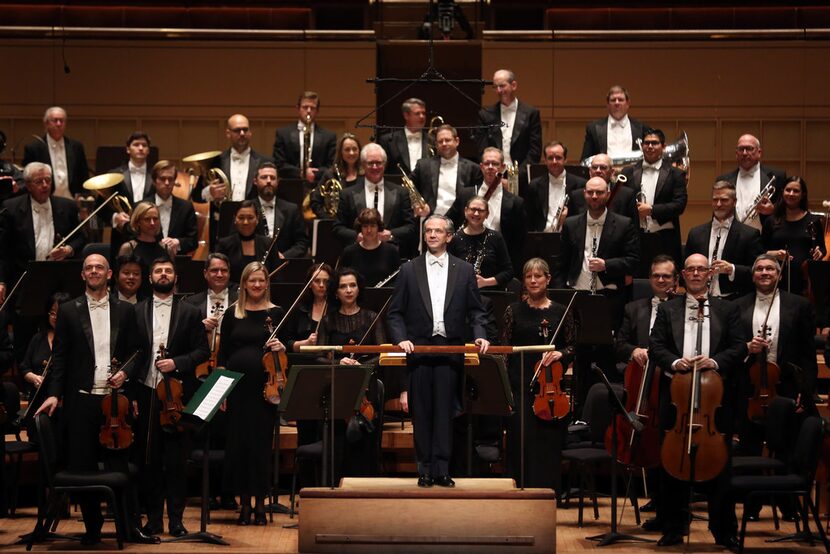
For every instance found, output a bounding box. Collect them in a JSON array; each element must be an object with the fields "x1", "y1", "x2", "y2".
[
  {"x1": 426, "y1": 115, "x2": 445, "y2": 157},
  {"x1": 182, "y1": 151, "x2": 230, "y2": 204},
  {"x1": 398, "y1": 163, "x2": 428, "y2": 213}
]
